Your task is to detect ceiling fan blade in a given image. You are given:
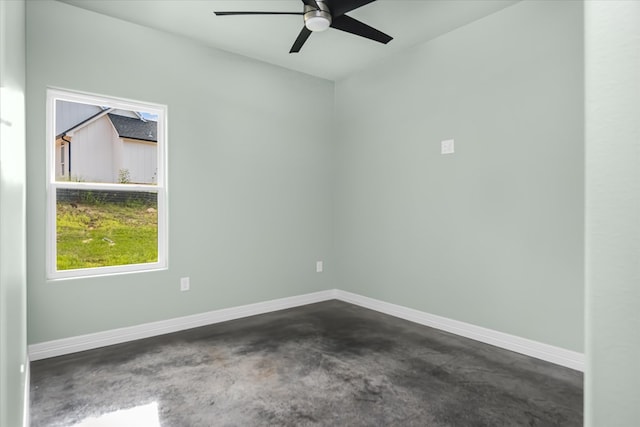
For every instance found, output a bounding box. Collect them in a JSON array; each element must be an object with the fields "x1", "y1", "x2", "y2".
[
  {"x1": 330, "y1": 14, "x2": 392, "y2": 44},
  {"x1": 214, "y1": 11, "x2": 303, "y2": 16},
  {"x1": 290, "y1": 27, "x2": 312, "y2": 53},
  {"x1": 301, "y1": 0, "x2": 321, "y2": 9},
  {"x1": 324, "y1": 0, "x2": 376, "y2": 18}
]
